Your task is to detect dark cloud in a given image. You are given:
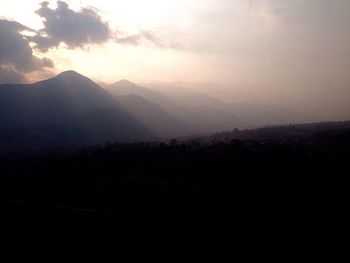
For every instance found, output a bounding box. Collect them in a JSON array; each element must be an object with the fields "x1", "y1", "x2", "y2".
[
  {"x1": 30, "y1": 0, "x2": 172, "y2": 49},
  {"x1": 116, "y1": 34, "x2": 142, "y2": 45},
  {"x1": 1, "y1": 1, "x2": 177, "y2": 83},
  {"x1": 31, "y1": 1, "x2": 111, "y2": 51},
  {"x1": 0, "y1": 19, "x2": 53, "y2": 83}
]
